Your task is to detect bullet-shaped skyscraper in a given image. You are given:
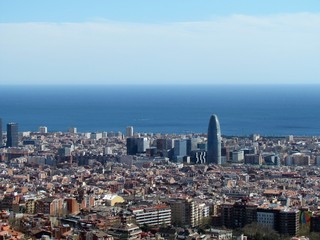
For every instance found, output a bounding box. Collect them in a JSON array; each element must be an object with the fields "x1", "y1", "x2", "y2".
[
  {"x1": 6, "y1": 123, "x2": 19, "y2": 147},
  {"x1": 207, "y1": 114, "x2": 222, "y2": 164}
]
